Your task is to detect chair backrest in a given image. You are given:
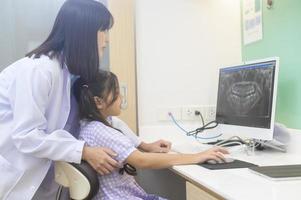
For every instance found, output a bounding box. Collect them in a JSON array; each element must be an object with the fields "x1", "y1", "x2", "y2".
[{"x1": 55, "y1": 161, "x2": 99, "y2": 200}]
